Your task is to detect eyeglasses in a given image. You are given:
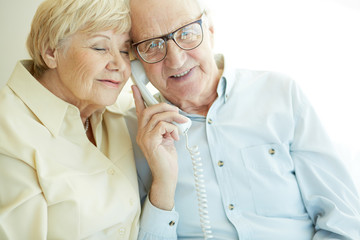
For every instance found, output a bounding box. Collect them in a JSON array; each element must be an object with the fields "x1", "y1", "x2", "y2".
[{"x1": 132, "y1": 14, "x2": 204, "y2": 64}]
